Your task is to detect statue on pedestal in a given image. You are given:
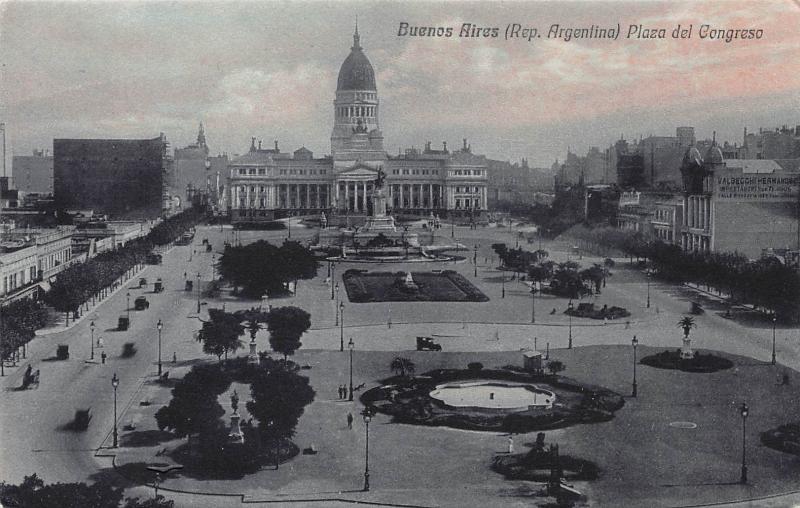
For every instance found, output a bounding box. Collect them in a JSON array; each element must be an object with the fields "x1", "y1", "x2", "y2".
[{"x1": 229, "y1": 390, "x2": 244, "y2": 443}]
